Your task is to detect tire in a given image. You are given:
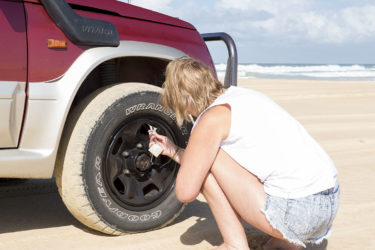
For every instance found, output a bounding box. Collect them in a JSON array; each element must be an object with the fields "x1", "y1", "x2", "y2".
[{"x1": 55, "y1": 83, "x2": 190, "y2": 235}]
